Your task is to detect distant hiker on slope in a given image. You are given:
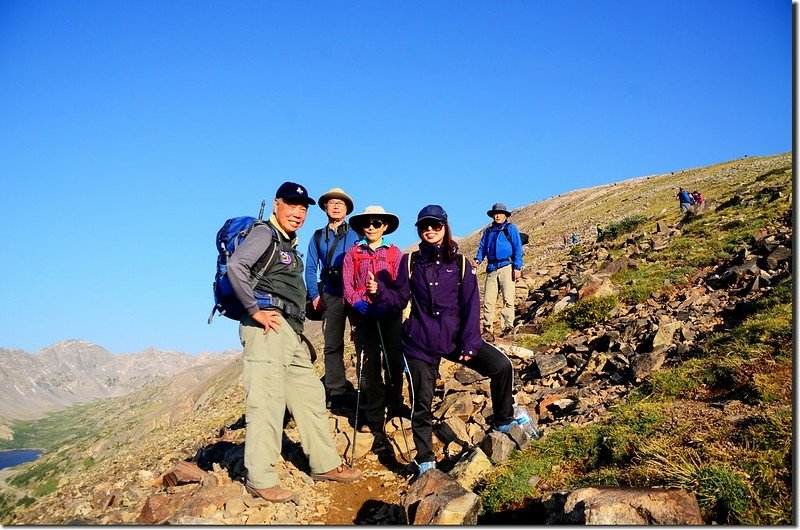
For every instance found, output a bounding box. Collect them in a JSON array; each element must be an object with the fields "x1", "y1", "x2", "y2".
[
  {"x1": 228, "y1": 181, "x2": 361, "y2": 503},
  {"x1": 370, "y1": 204, "x2": 517, "y2": 479},
  {"x1": 305, "y1": 187, "x2": 361, "y2": 411},
  {"x1": 676, "y1": 187, "x2": 695, "y2": 213},
  {"x1": 342, "y1": 206, "x2": 406, "y2": 436},
  {"x1": 473, "y1": 202, "x2": 524, "y2": 341}
]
